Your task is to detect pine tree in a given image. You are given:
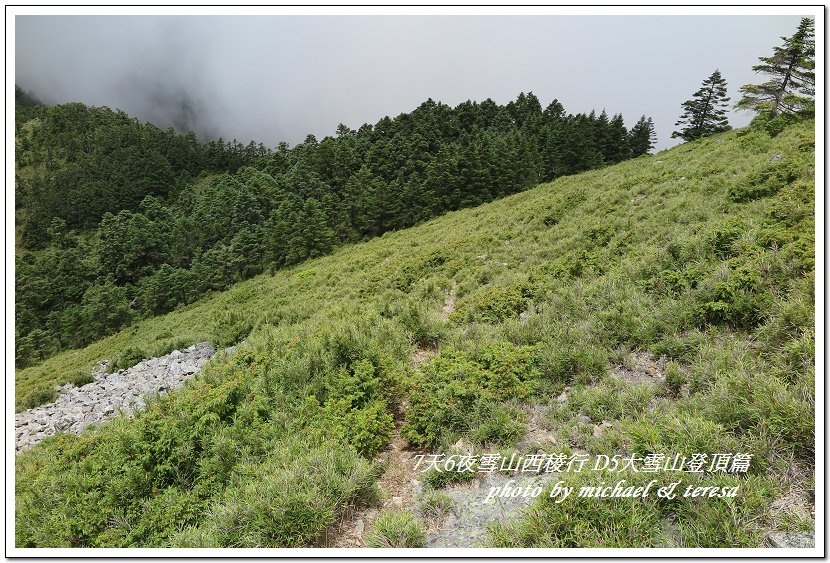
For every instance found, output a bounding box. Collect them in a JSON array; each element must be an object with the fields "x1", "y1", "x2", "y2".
[
  {"x1": 672, "y1": 70, "x2": 731, "y2": 142},
  {"x1": 736, "y1": 18, "x2": 815, "y2": 117},
  {"x1": 629, "y1": 115, "x2": 657, "y2": 156},
  {"x1": 606, "y1": 113, "x2": 632, "y2": 163},
  {"x1": 593, "y1": 110, "x2": 611, "y2": 163}
]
